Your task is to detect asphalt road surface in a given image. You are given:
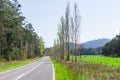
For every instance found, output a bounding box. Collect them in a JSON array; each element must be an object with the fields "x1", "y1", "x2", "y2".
[{"x1": 0, "y1": 56, "x2": 55, "y2": 80}]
